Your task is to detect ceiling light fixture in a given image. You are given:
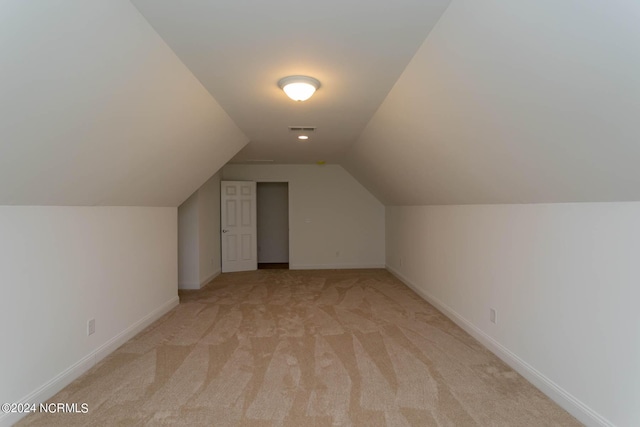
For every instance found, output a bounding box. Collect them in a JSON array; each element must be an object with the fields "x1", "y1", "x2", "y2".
[
  {"x1": 278, "y1": 75, "x2": 320, "y2": 101},
  {"x1": 298, "y1": 135, "x2": 309, "y2": 140}
]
